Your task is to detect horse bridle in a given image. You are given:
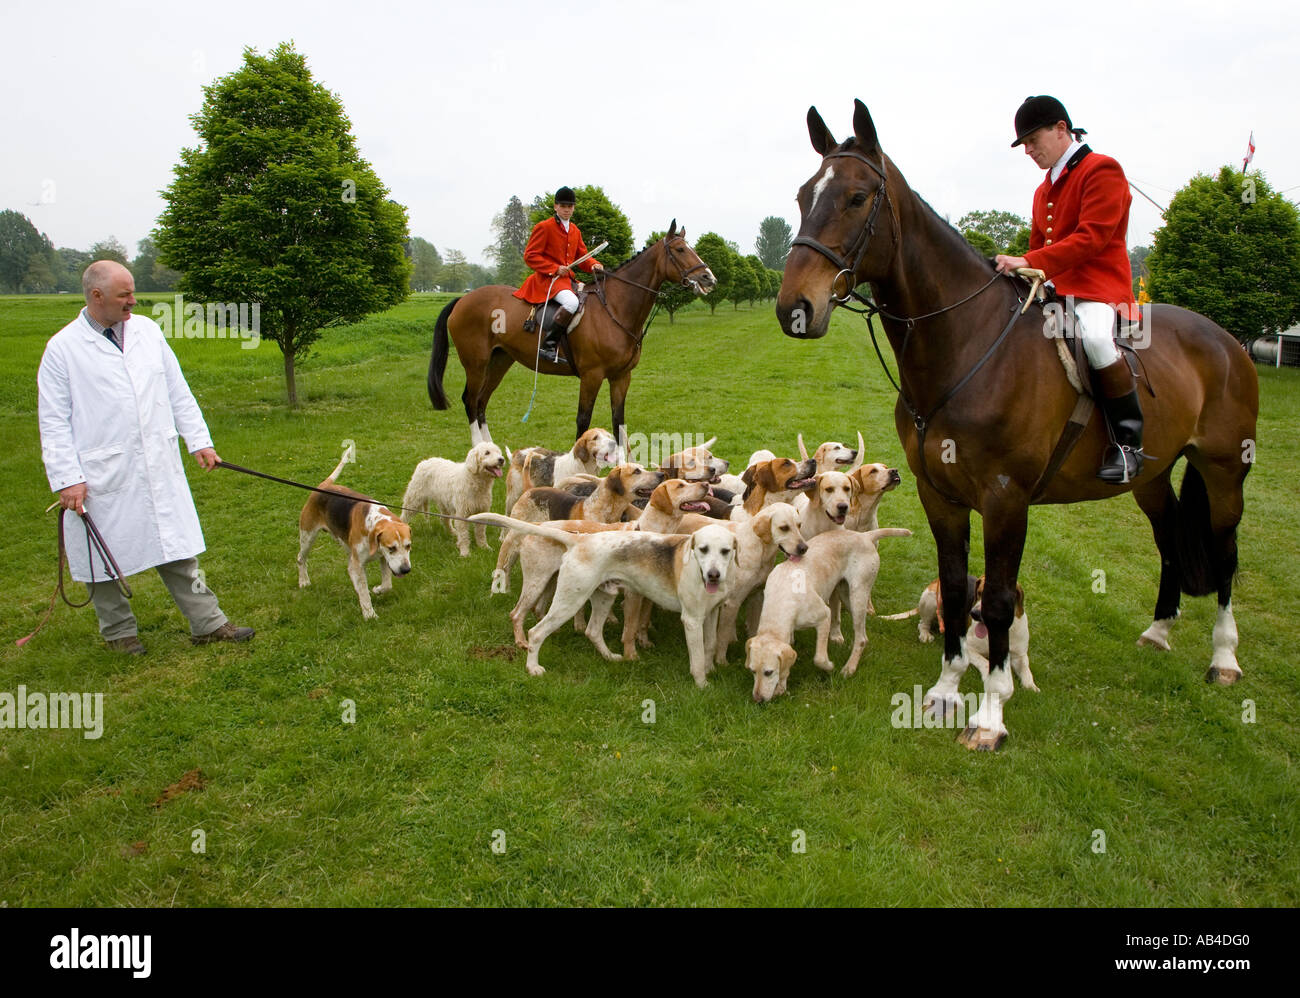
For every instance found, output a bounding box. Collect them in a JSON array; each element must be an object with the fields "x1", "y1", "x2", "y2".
[
  {"x1": 790, "y1": 149, "x2": 892, "y2": 304},
  {"x1": 598, "y1": 233, "x2": 712, "y2": 296}
]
